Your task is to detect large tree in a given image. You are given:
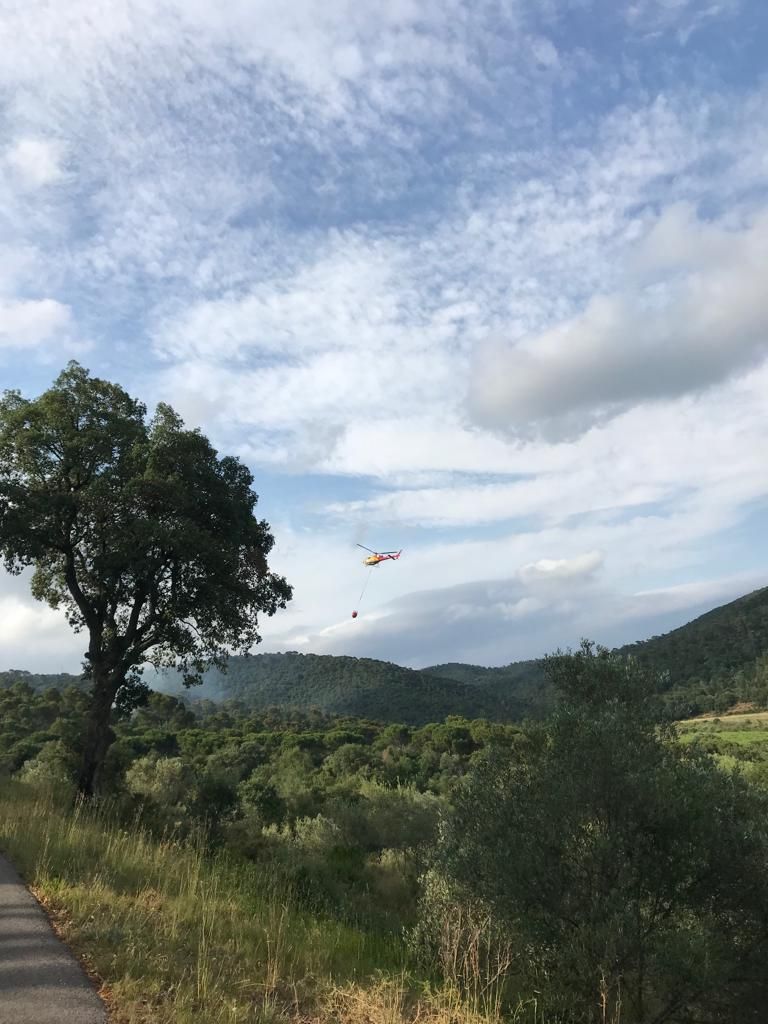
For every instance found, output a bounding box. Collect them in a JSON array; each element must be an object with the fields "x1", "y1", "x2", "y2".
[{"x1": 0, "y1": 363, "x2": 292, "y2": 794}]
